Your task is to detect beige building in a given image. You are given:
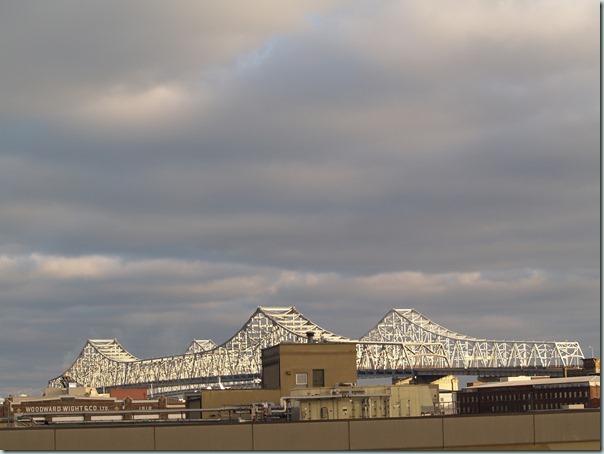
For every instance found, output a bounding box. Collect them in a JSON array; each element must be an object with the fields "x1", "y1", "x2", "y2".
[
  {"x1": 287, "y1": 383, "x2": 438, "y2": 421},
  {"x1": 261, "y1": 342, "x2": 358, "y2": 392}
]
